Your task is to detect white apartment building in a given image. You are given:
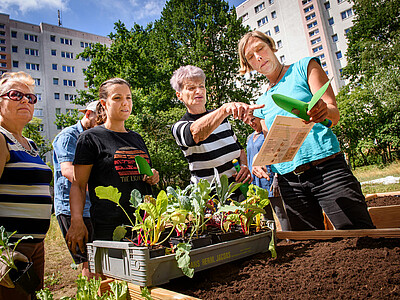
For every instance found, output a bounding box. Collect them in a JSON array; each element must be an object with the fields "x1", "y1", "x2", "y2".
[
  {"x1": 0, "y1": 13, "x2": 111, "y2": 160},
  {"x1": 236, "y1": 0, "x2": 354, "y2": 94}
]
